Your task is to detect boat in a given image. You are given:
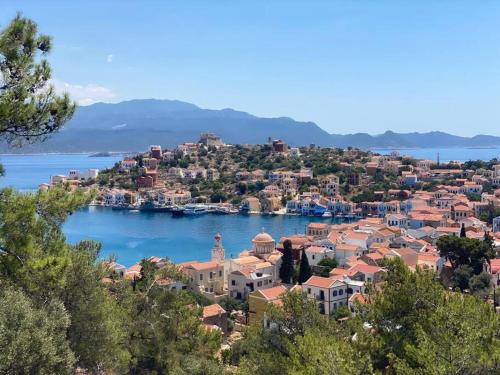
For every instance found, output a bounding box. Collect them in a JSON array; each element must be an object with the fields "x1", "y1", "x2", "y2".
[
  {"x1": 214, "y1": 205, "x2": 239, "y2": 215},
  {"x1": 322, "y1": 211, "x2": 332, "y2": 218},
  {"x1": 138, "y1": 201, "x2": 171, "y2": 213},
  {"x1": 171, "y1": 205, "x2": 185, "y2": 217},
  {"x1": 183, "y1": 204, "x2": 209, "y2": 215},
  {"x1": 313, "y1": 203, "x2": 327, "y2": 217}
]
